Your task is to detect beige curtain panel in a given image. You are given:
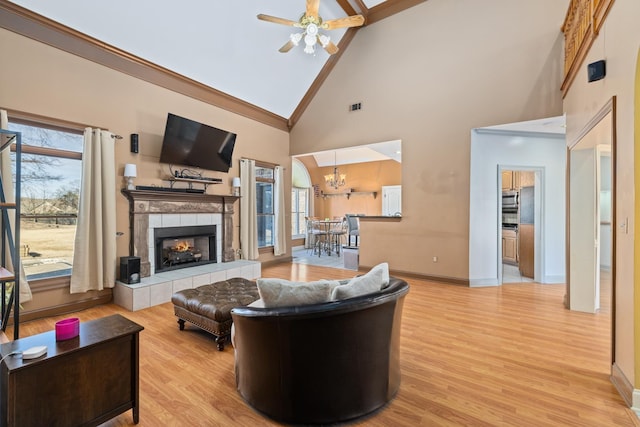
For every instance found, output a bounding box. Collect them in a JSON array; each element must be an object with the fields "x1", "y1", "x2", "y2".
[
  {"x1": 274, "y1": 165, "x2": 286, "y2": 256},
  {"x1": 70, "y1": 128, "x2": 116, "y2": 293},
  {"x1": 240, "y1": 159, "x2": 259, "y2": 260},
  {"x1": 0, "y1": 110, "x2": 32, "y2": 303}
]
